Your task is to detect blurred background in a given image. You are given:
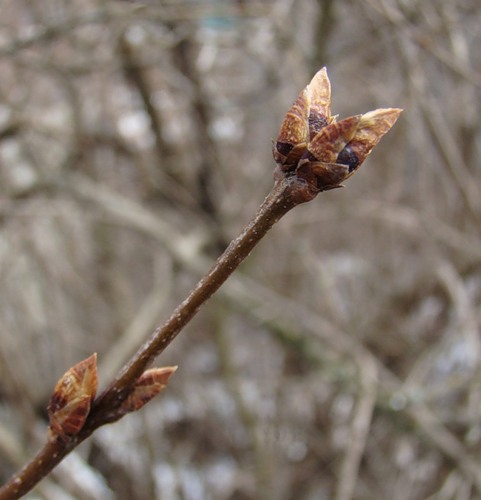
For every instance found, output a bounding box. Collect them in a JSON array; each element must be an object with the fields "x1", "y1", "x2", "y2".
[{"x1": 0, "y1": 0, "x2": 480, "y2": 499}]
